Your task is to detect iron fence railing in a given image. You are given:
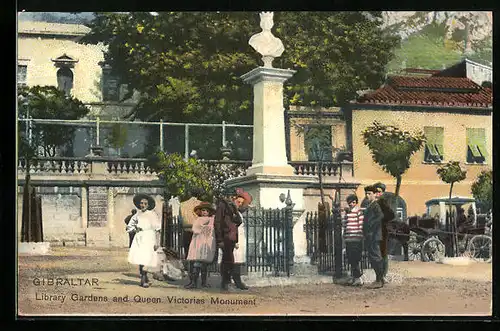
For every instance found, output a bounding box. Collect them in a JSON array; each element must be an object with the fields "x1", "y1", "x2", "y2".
[
  {"x1": 161, "y1": 202, "x2": 294, "y2": 277},
  {"x1": 18, "y1": 117, "x2": 253, "y2": 160},
  {"x1": 304, "y1": 211, "x2": 372, "y2": 275}
]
